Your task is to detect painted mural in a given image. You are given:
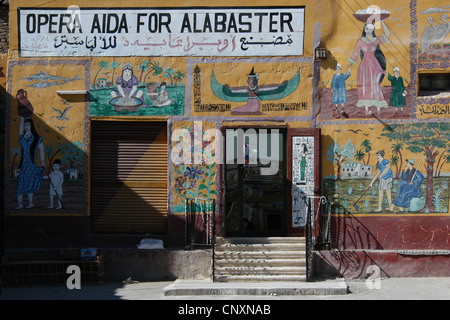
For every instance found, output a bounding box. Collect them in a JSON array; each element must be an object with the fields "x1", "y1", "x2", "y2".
[
  {"x1": 418, "y1": 7, "x2": 450, "y2": 61},
  {"x1": 4, "y1": 0, "x2": 450, "y2": 224},
  {"x1": 171, "y1": 121, "x2": 218, "y2": 214},
  {"x1": 319, "y1": 5, "x2": 413, "y2": 121},
  {"x1": 89, "y1": 58, "x2": 186, "y2": 116},
  {"x1": 323, "y1": 122, "x2": 450, "y2": 215},
  {"x1": 415, "y1": 2, "x2": 450, "y2": 119},
  {"x1": 189, "y1": 60, "x2": 312, "y2": 117},
  {"x1": 211, "y1": 66, "x2": 300, "y2": 115},
  {"x1": 6, "y1": 60, "x2": 89, "y2": 214}
]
